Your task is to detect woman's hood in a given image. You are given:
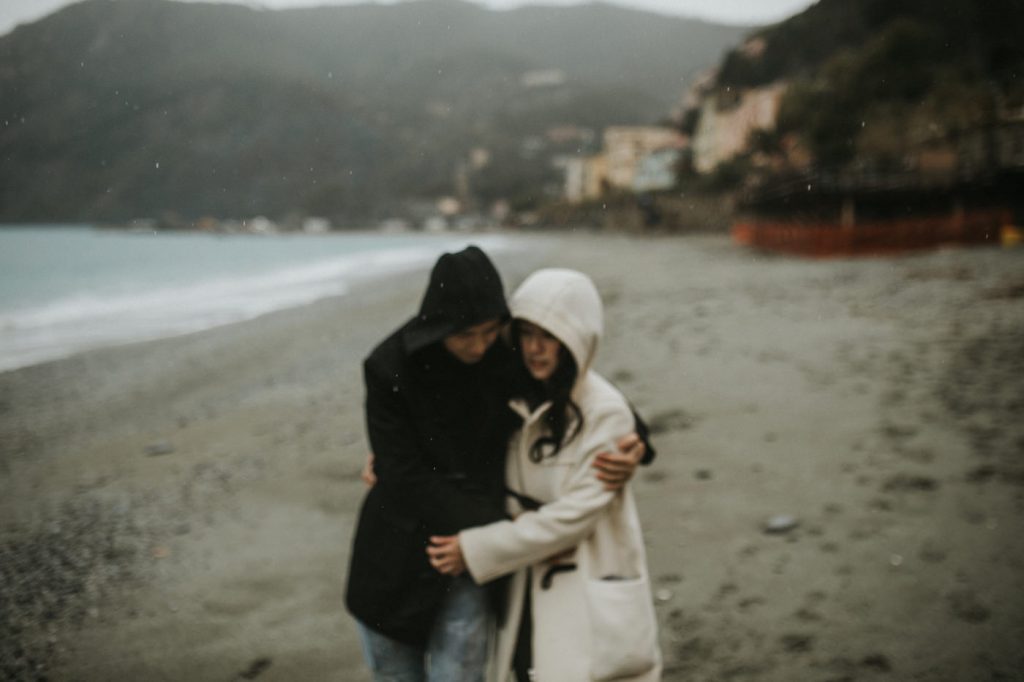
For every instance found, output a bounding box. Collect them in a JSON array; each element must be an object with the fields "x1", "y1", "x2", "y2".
[{"x1": 510, "y1": 268, "x2": 603, "y2": 379}]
